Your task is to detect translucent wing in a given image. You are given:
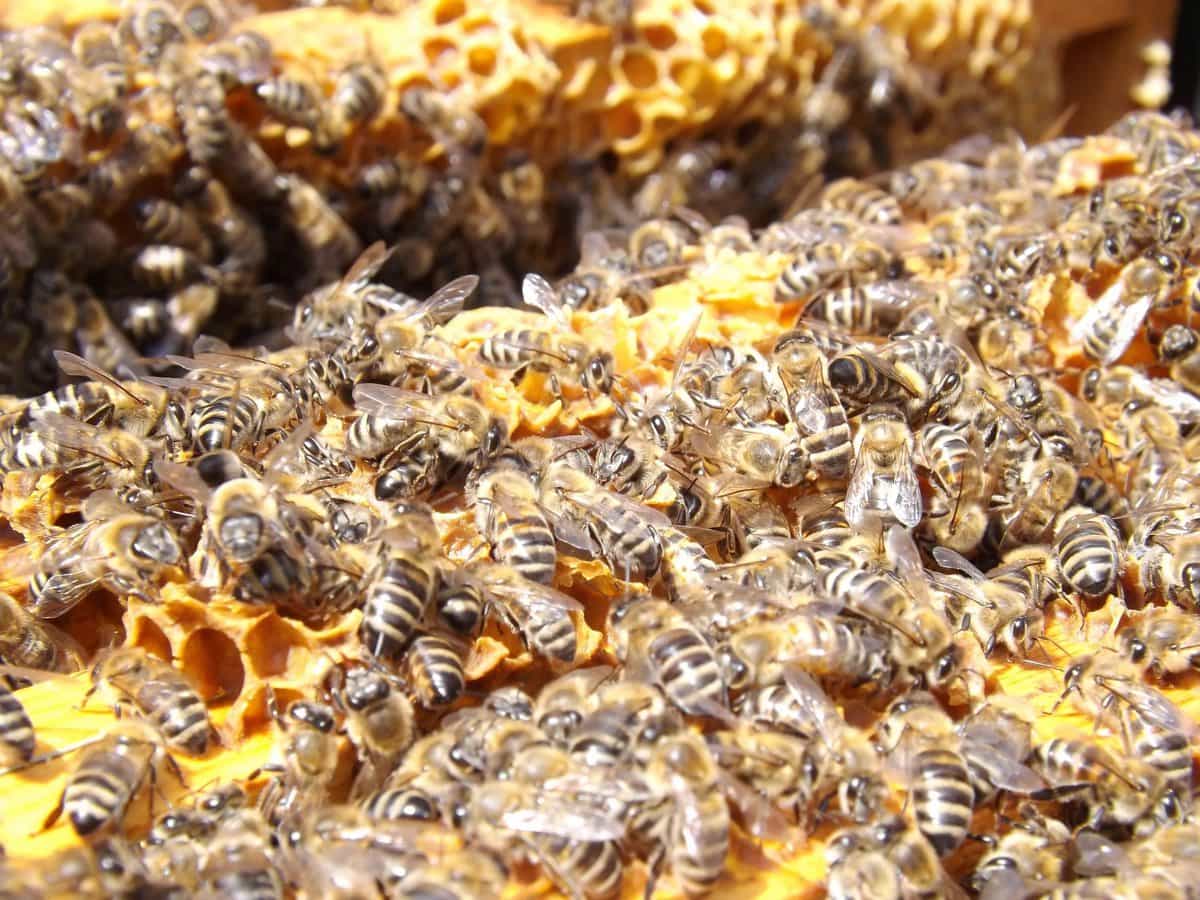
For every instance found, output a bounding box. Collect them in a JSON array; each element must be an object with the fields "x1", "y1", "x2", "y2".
[
  {"x1": 485, "y1": 571, "x2": 584, "y2": 615},
  {"x1": 960, "y1": 720, "x2": 1045, "y2": 793},
  {"x1": 502, "y1": 800, "x2": 626, "y2": 842},
  {"x1": 780, "y1": 358, "x2": 835, "y2": 434},
  {"x1": 1132, "y1": 372, "x2": 1200, "y2": 423},
  {"x1": 343, "y1": 240, "x2": 393, "y2": 287},
  {"x1": 932, "y1": 546, "x2": 987, "y2": 581},
  {"x1": 1069, "y1": 279, "x2": 1123, "y2": 348},
  {"x1": 521, "y1": 273, "x2": 569, "y2": 329},
  {"x1": 885, "y1": 454, "x2": 923, "y2": 528},
  {"x1": 152, "y1": 457, "x2": 213, "y2": 503},
  {"x1": 415, "y1": 274, "x2": 479, "y2": 325},
  {"x1": 843, "y1": 454, "x2": 874, "y2": 528},
  {"x1": 1103, "y1": 293, "x2": 1154, "y2": 366},
  {"x1": 53, "y1": 350, "x2": 148, "y2": 407},
  {"x1": 351, "y1": 384, "x2": 455, "y2": 428},
  {"x1": 1072, "y1": 831, "x2": 1128, "y2": 877}
]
